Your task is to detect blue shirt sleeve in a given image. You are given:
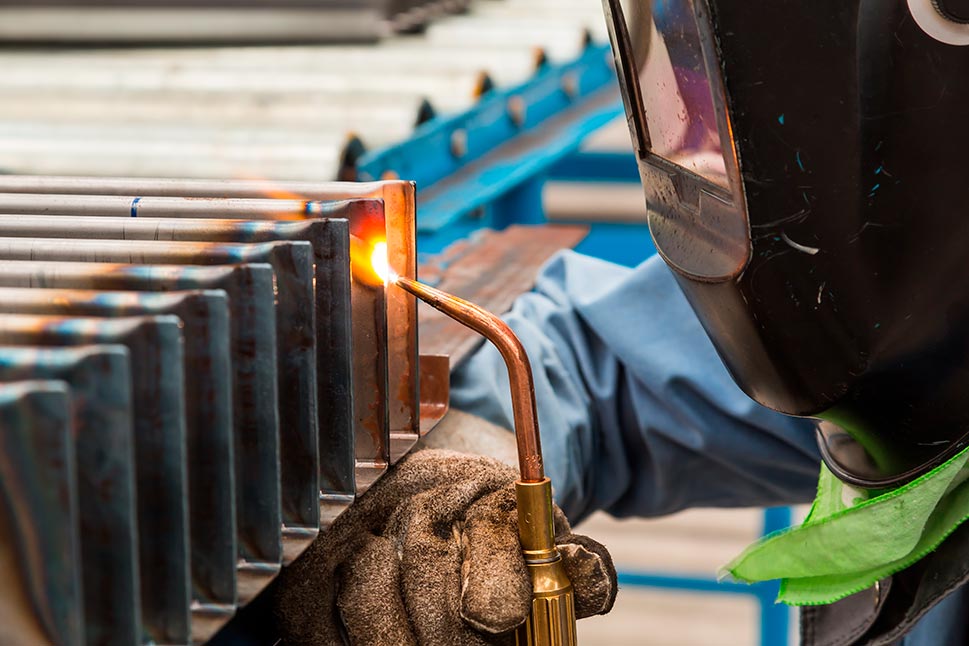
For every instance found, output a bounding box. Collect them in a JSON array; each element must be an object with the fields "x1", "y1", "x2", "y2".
[{"x1": 449, "y1": 251, "x2": 822, "y2": 523}]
